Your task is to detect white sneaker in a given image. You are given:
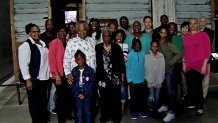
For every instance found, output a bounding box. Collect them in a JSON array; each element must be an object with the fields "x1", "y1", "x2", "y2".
[
  {"x1": 158, "y1": 105, "x2": 168, "y2": 113},
  {"x1": 163, "y1": 112, "x2": 175, "y2": 122},
  {"x1": 187, "y1": 105, "x2": 196, "y2": 109}
]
